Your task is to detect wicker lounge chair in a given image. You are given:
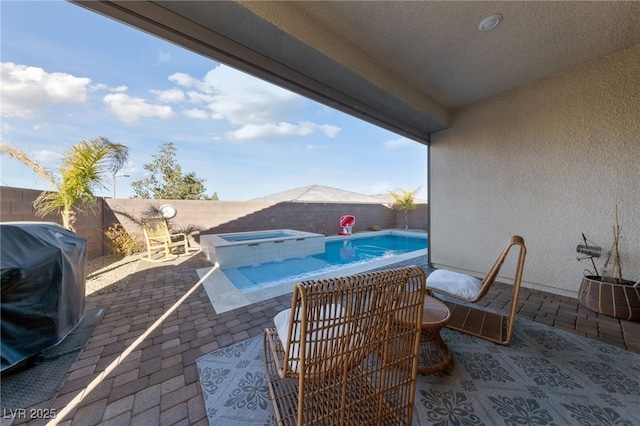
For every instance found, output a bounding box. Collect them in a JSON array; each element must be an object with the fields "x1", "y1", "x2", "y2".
[
  {"x1": 141, "y1": 218, "x2": 190, "y2": 262},
  {"x1": 264, "y1": 266, "x2": 426, "y2": 425},
  {"x1": 427, "y1": 235, "x2": 527, "y2": 345}
]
